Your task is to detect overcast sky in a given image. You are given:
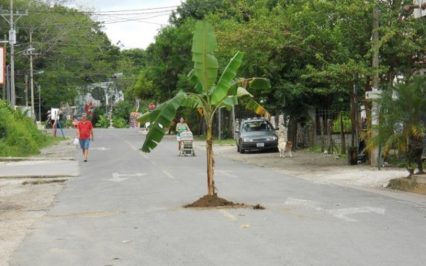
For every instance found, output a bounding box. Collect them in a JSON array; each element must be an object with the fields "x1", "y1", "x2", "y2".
[{"x1": 66, "y1": 0, "x2": 183, "y2": 50}]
